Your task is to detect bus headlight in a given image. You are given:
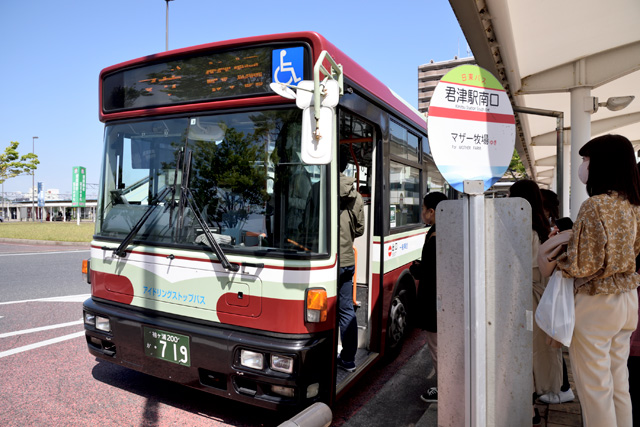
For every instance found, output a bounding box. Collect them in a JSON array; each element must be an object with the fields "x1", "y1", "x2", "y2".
[
  {"x1": 84, "y1": 312, "x2": 95, "y2": 326},
  {"x1": 95, "y1": 316, "x2": 111, "y2": 332},
  {"x1": 305, "y1": 288, "x2": 327, "y2": 323},
  {"x1": 271, "y1": 354, "x2": 294, "y2": 374},
  {"x1": 240, "y1": 349, "x2": 264, "y2": 370}
]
